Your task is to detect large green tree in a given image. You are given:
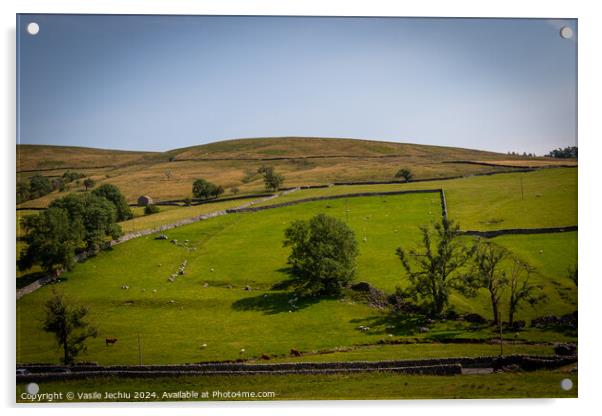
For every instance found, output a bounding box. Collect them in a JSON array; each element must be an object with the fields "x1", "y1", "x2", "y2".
[
  {"x1": 92, "y1": 184, "x2": 133, "y2": 221},
  {"x1": 49, "y1": 193, "x2": 122, "y2": 251},
  {"x1": 192, "y1": 178, "x2": 223, "y2": 200},
  {"x1": 42, "y1": 292, "x2": 98, "y2": 365},
  {"x1": 283, "y1": 213, "x2": 358, "y2": 296},
  {"x1": 18, "y1": 207, "x2": 85, "y2": 276},
  {"x1": 396, "y1": 219, "x2": 474, "y2": 316}
]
